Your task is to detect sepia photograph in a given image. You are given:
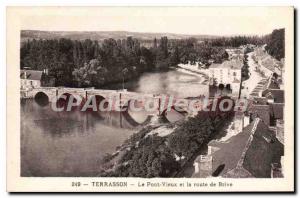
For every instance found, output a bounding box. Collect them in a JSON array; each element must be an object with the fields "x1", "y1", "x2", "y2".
[{"x1": 6, "y1": 6, "x2": 294, "y2": 192}]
